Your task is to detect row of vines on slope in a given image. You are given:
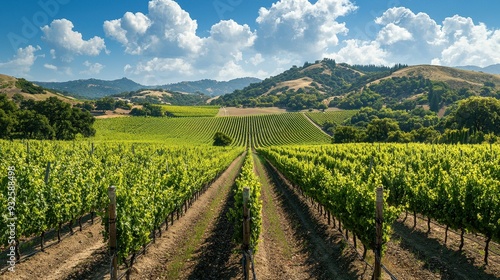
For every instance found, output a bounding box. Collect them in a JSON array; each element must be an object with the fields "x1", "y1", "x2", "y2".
[
  {"x1": 260, "y1": 143, "x2": 500, "y2": 264},
  {"x1": 258, "y1": 146, "x2": 400, "y2": 258},
  {"x1": 0, "y1": 140, "x2": 243, "y2": 266},
  {"x1": 94, "y1": 113, "x2": 332, "y2": 147}
]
